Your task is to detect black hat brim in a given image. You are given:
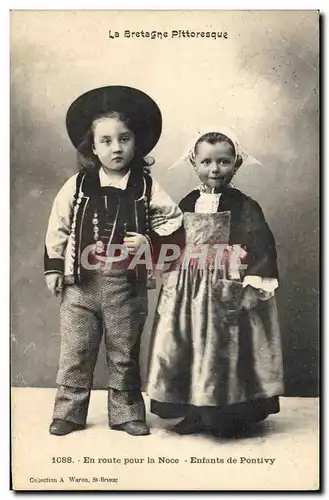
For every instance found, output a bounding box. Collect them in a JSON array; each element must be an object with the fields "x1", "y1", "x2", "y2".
[{"x1": 66, "y1": 86, "x2": 162, "y2": 155}]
